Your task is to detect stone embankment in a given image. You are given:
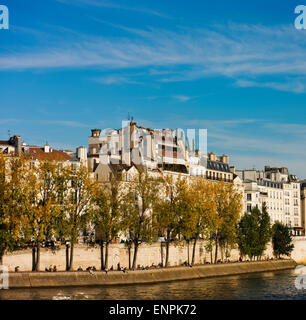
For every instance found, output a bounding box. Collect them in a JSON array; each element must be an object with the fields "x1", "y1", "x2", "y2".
[{"x1": 8, "y1": 259, "x2": 296, "y2": 289}]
